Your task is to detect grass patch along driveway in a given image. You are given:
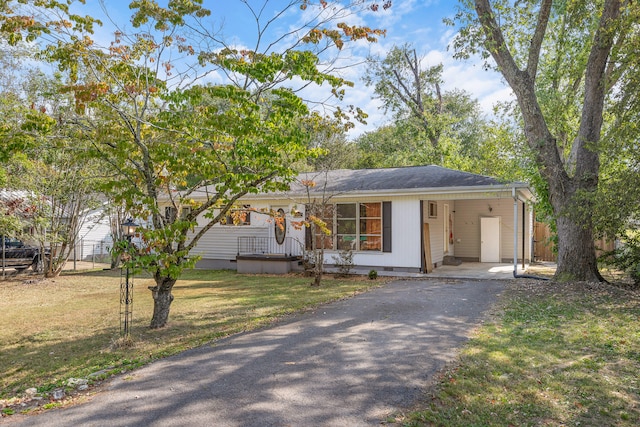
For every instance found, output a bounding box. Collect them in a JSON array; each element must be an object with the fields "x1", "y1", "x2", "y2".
[
  {"x1": 0, "y1": 269, "x2": 383, "y2": 409},
  {"x1": 399, "y1": 280, "x2": 640, "y2": 426}
]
